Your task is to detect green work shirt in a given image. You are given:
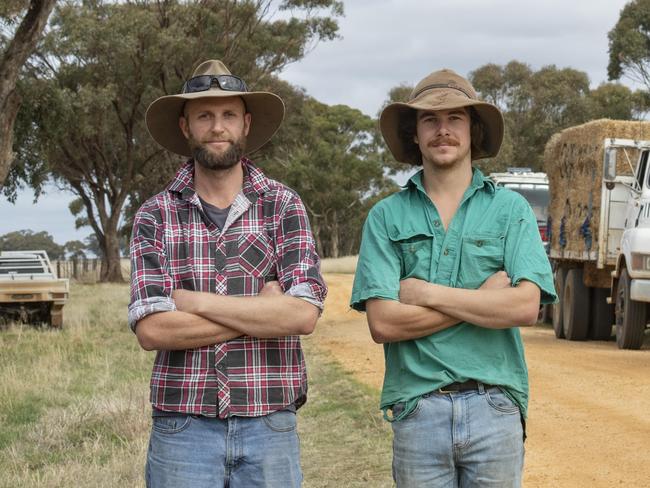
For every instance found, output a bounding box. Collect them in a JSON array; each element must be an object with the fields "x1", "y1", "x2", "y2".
[{"x1": 350, "y1": 168, "x2": 556, "y2": 421}]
